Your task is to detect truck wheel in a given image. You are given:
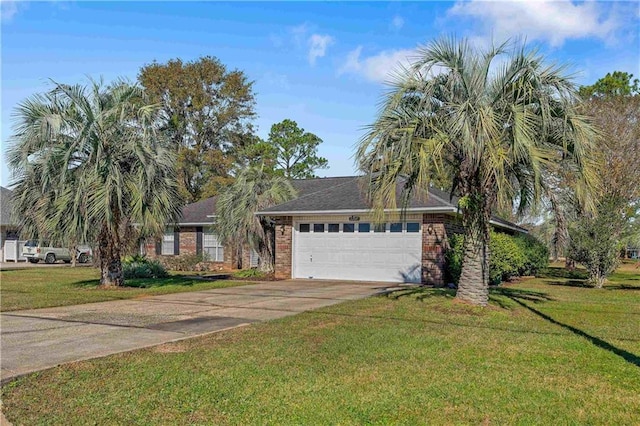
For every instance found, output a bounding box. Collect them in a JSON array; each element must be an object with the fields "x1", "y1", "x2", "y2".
[
  {"x1": 78, "y1": 253, "x2": 88, "y2": 264},
  {"x1": 45, "y1": 253, "x2": 56, "y2": 264},
  {"x1": 28, "y1": 258, "x2": 39, "y2": 264}
]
